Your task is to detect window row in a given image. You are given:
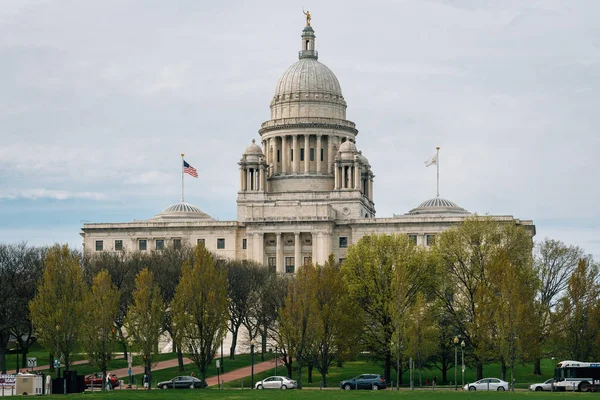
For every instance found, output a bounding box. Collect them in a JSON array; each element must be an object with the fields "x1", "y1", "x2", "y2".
[
  {"x1": 94, "y1": 237, "x2": 227, "y2": 251},
  {"x1": 276, "y1": 148, "x2": 325, "y2": 162}
]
